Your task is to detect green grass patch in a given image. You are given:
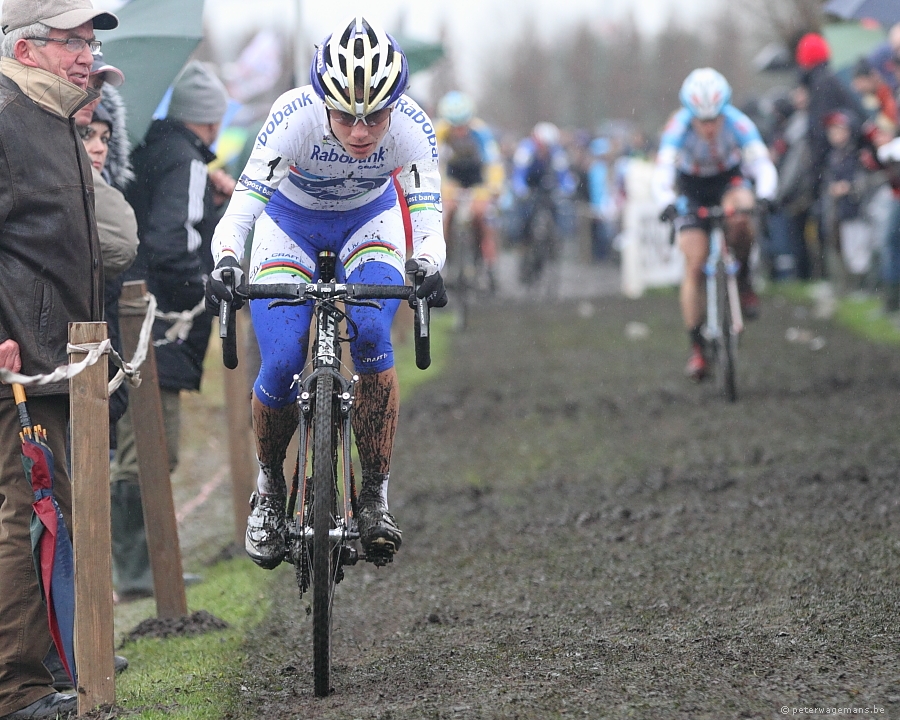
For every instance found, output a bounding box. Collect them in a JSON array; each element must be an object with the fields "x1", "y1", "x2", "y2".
[
  {"x1": 763, "y1": 279, "x2": 814, "y2": 305},
  {"x1": 767, "y1": 280, "x2": 900, "y2": 345},
  {"x1": 393, "y1": 307, "x2": 453, "y2": 401},
  {"x1": 835, "y1": 295, "x2": 900, "y2": 345},
  {"x1": 114, "y1": 558, "x2": 285, "y2": 719}
]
